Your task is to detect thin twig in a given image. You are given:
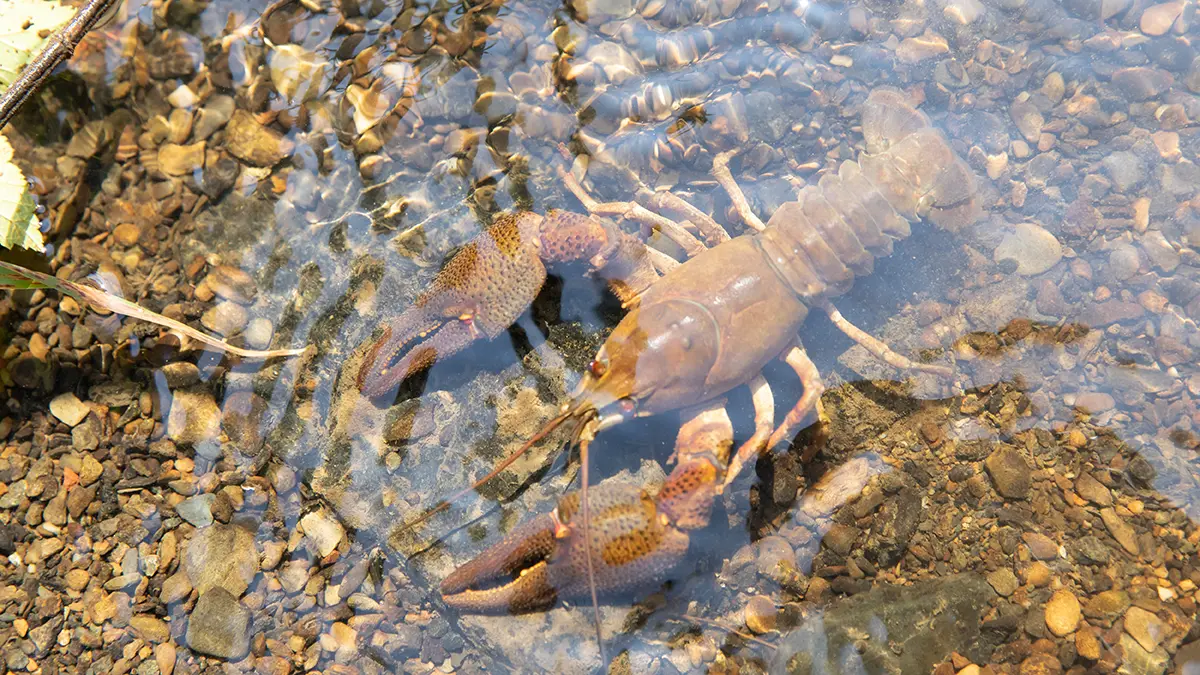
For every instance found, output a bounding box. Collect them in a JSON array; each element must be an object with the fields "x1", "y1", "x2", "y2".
[{"x1": 0, "y1": 0, "x2": 121, "y2": 132}]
